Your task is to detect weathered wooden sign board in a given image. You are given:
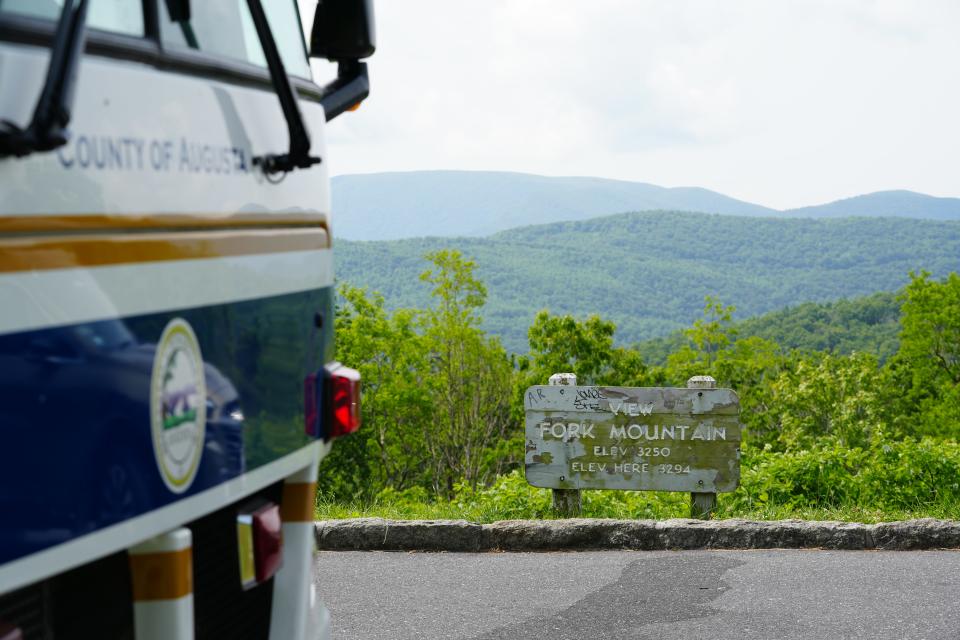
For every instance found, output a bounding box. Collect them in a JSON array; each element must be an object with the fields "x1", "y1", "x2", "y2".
[{"x1": 524, "y1": 385, "x2": 741, "y2": 493}]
